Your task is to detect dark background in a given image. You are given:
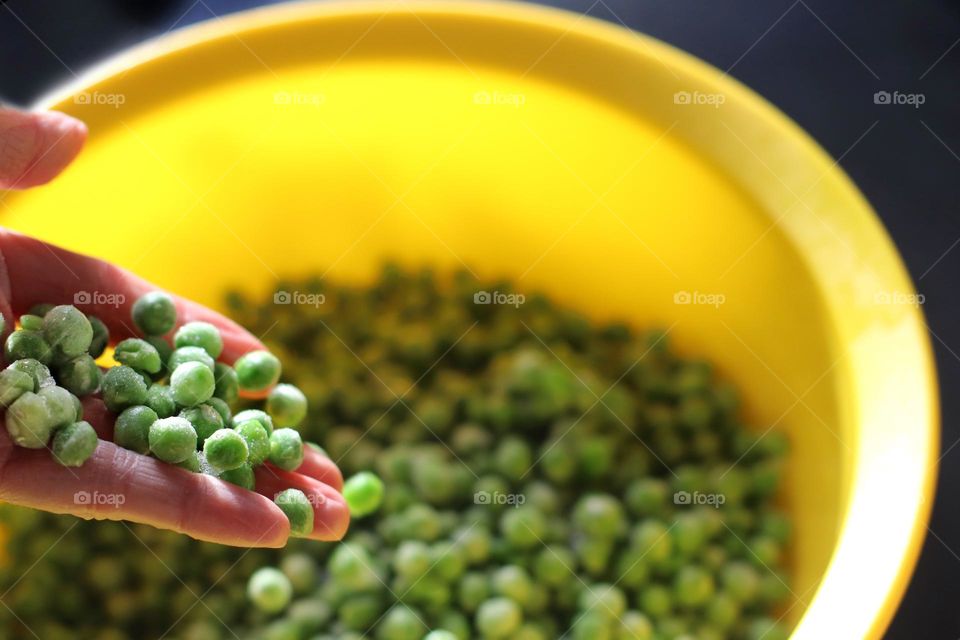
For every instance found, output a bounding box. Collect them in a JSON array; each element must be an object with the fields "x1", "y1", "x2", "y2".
[{"x1": 1, "y1": 1, "x2": 957, "y2": 637}]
